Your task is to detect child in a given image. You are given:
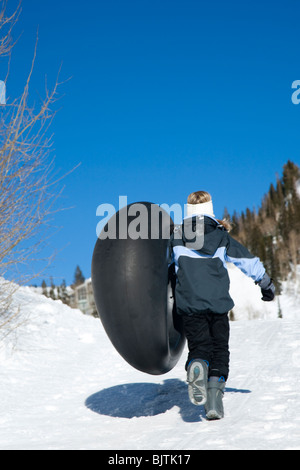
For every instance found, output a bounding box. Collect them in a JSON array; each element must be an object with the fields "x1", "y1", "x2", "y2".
[{"x1": 171, "y1": 191, "x2": 275, "y2": 419}]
